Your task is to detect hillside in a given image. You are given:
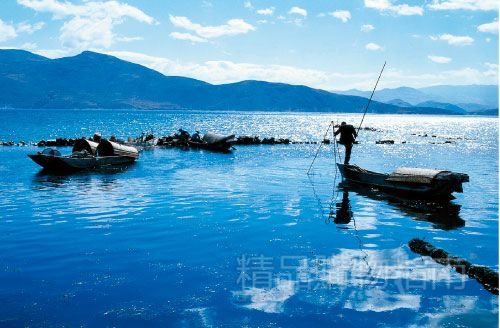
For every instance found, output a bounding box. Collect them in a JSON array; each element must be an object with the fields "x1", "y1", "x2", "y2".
[
  {"x1": 0, "y1": 49, "x2": 479, "y2": 115},
  {"x1": 338, "y1": 84, "x2": 498, "y2": 115}
]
